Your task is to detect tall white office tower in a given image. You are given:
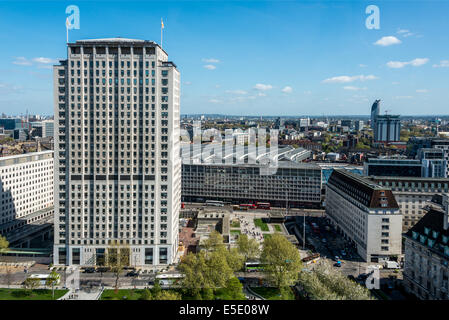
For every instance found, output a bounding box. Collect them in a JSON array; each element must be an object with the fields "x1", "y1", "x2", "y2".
[{"x1": 53, "y1": 38, "x2": 181, "y2": 267}]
